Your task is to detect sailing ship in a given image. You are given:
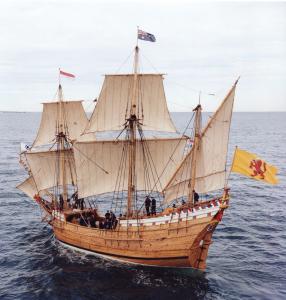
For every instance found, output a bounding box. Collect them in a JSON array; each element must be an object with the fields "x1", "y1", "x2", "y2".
[{"x1": 17, "y1": 41, "x2": 239, "y2": 270}]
